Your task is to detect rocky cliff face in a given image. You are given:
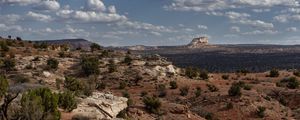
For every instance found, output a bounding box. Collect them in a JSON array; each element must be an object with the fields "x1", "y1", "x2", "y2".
[{"x1": 187, "y1": 37, "x2": 209, "y2": 48}]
